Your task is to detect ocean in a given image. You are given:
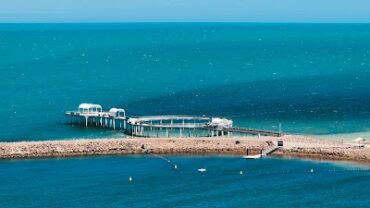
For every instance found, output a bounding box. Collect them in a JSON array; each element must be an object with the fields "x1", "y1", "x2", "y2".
[
  {"x1": 1, "y1": 23, "x2": 370, "y2": 207},
  {"x1": 1, "y1": 23, "x2": 370, "y2": 141},
  {"x1": 1, "y1": 155, "x2": 370, "y2": 208}
]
